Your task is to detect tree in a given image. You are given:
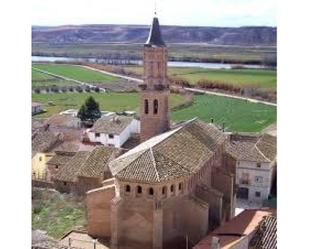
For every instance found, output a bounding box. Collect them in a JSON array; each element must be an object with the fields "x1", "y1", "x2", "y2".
[{"x1": 78, "y1": 96, "x2": 101, "y2": 125}]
